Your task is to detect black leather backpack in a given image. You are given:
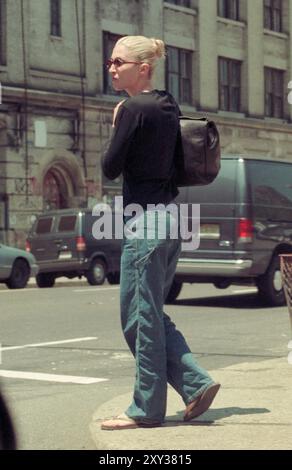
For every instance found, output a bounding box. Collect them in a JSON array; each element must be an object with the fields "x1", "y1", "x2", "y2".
[{"x1": 174, "y1": 116, "x2": 221, "y2": 187}]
